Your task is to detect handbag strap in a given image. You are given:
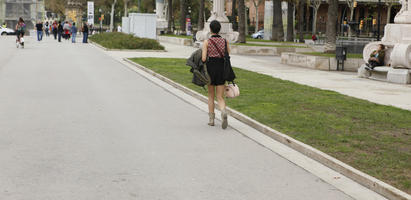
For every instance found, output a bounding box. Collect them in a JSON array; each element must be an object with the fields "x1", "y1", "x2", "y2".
[{"x1": 208, "y1": 38, "x2": 226, "y2": 58}]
